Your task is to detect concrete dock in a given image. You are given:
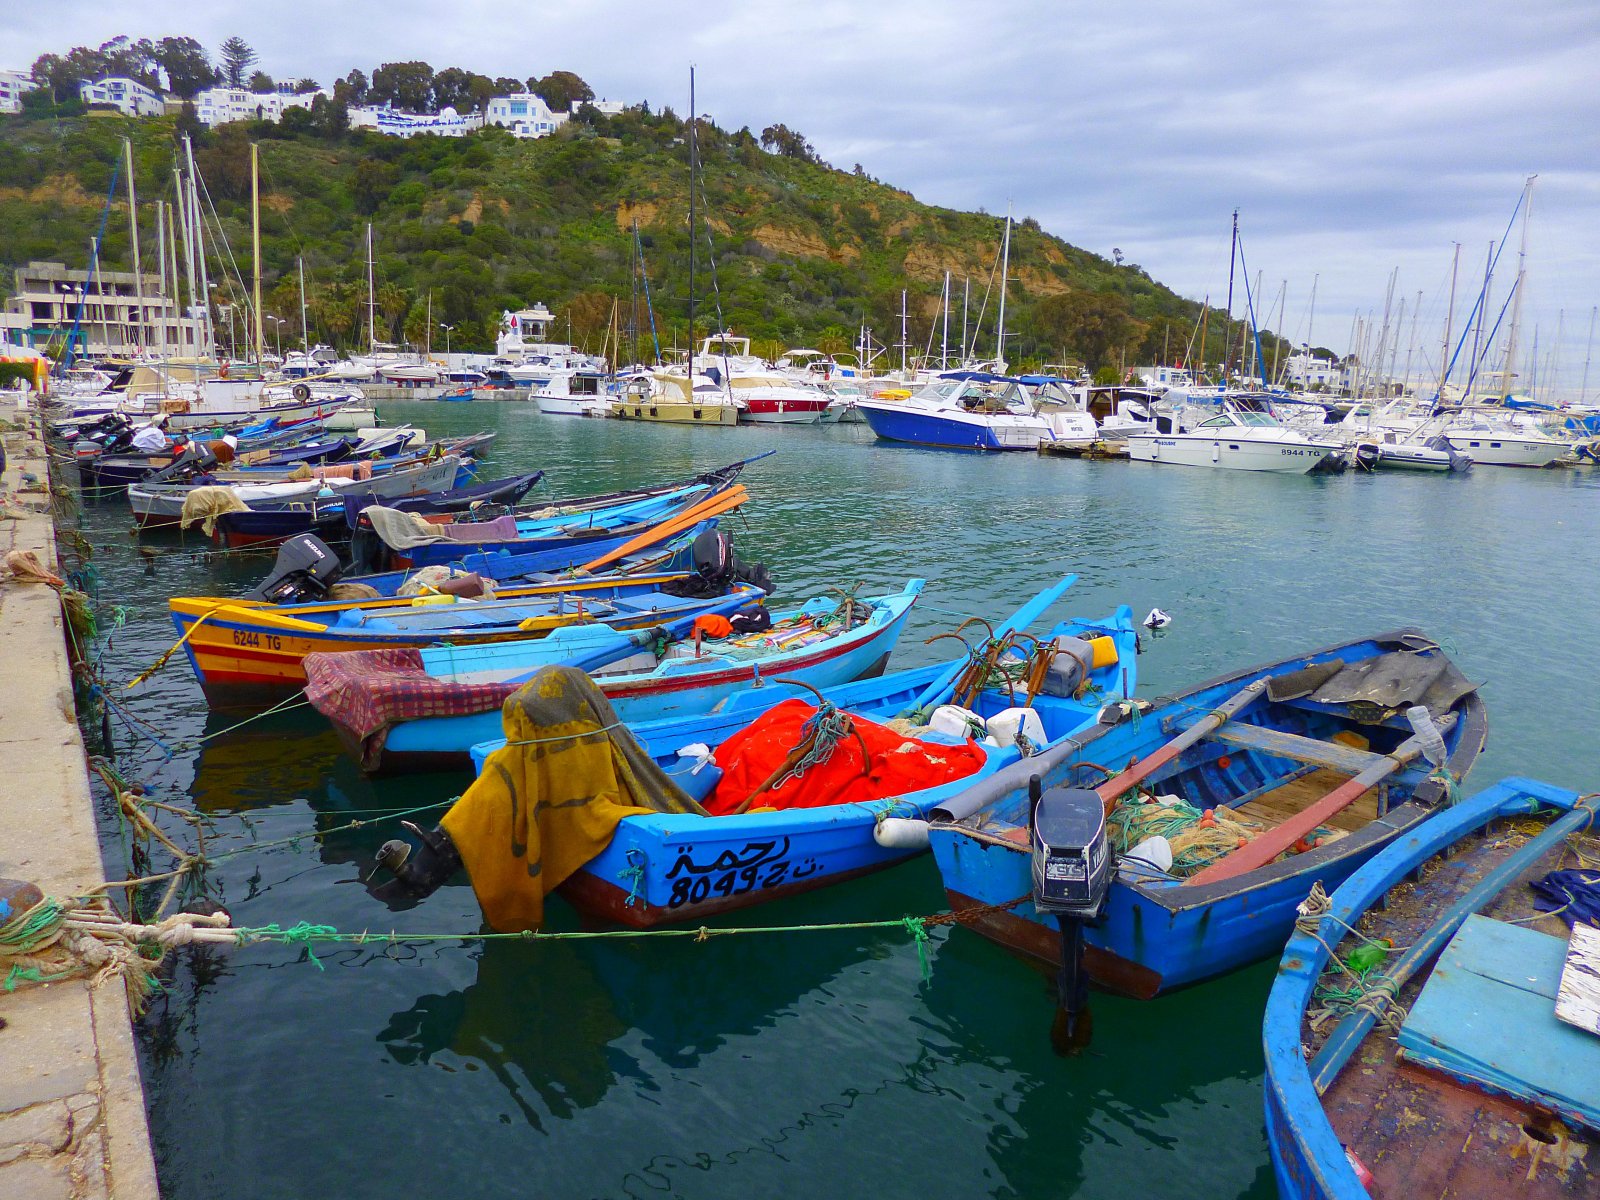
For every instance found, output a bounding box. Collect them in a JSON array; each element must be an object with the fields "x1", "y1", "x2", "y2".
[{"x1": 1, "y1": 408, "x2": 160, "y2": 1199}]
